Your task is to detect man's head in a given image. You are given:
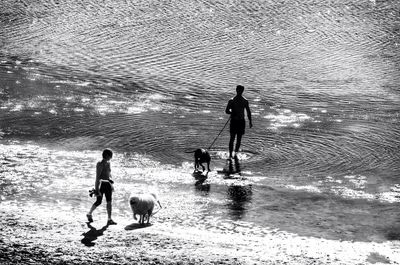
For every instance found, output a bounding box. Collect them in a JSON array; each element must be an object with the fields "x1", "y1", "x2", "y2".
[{"x1": 236, "y1": 85, "x2": 245, "y2": 95}]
